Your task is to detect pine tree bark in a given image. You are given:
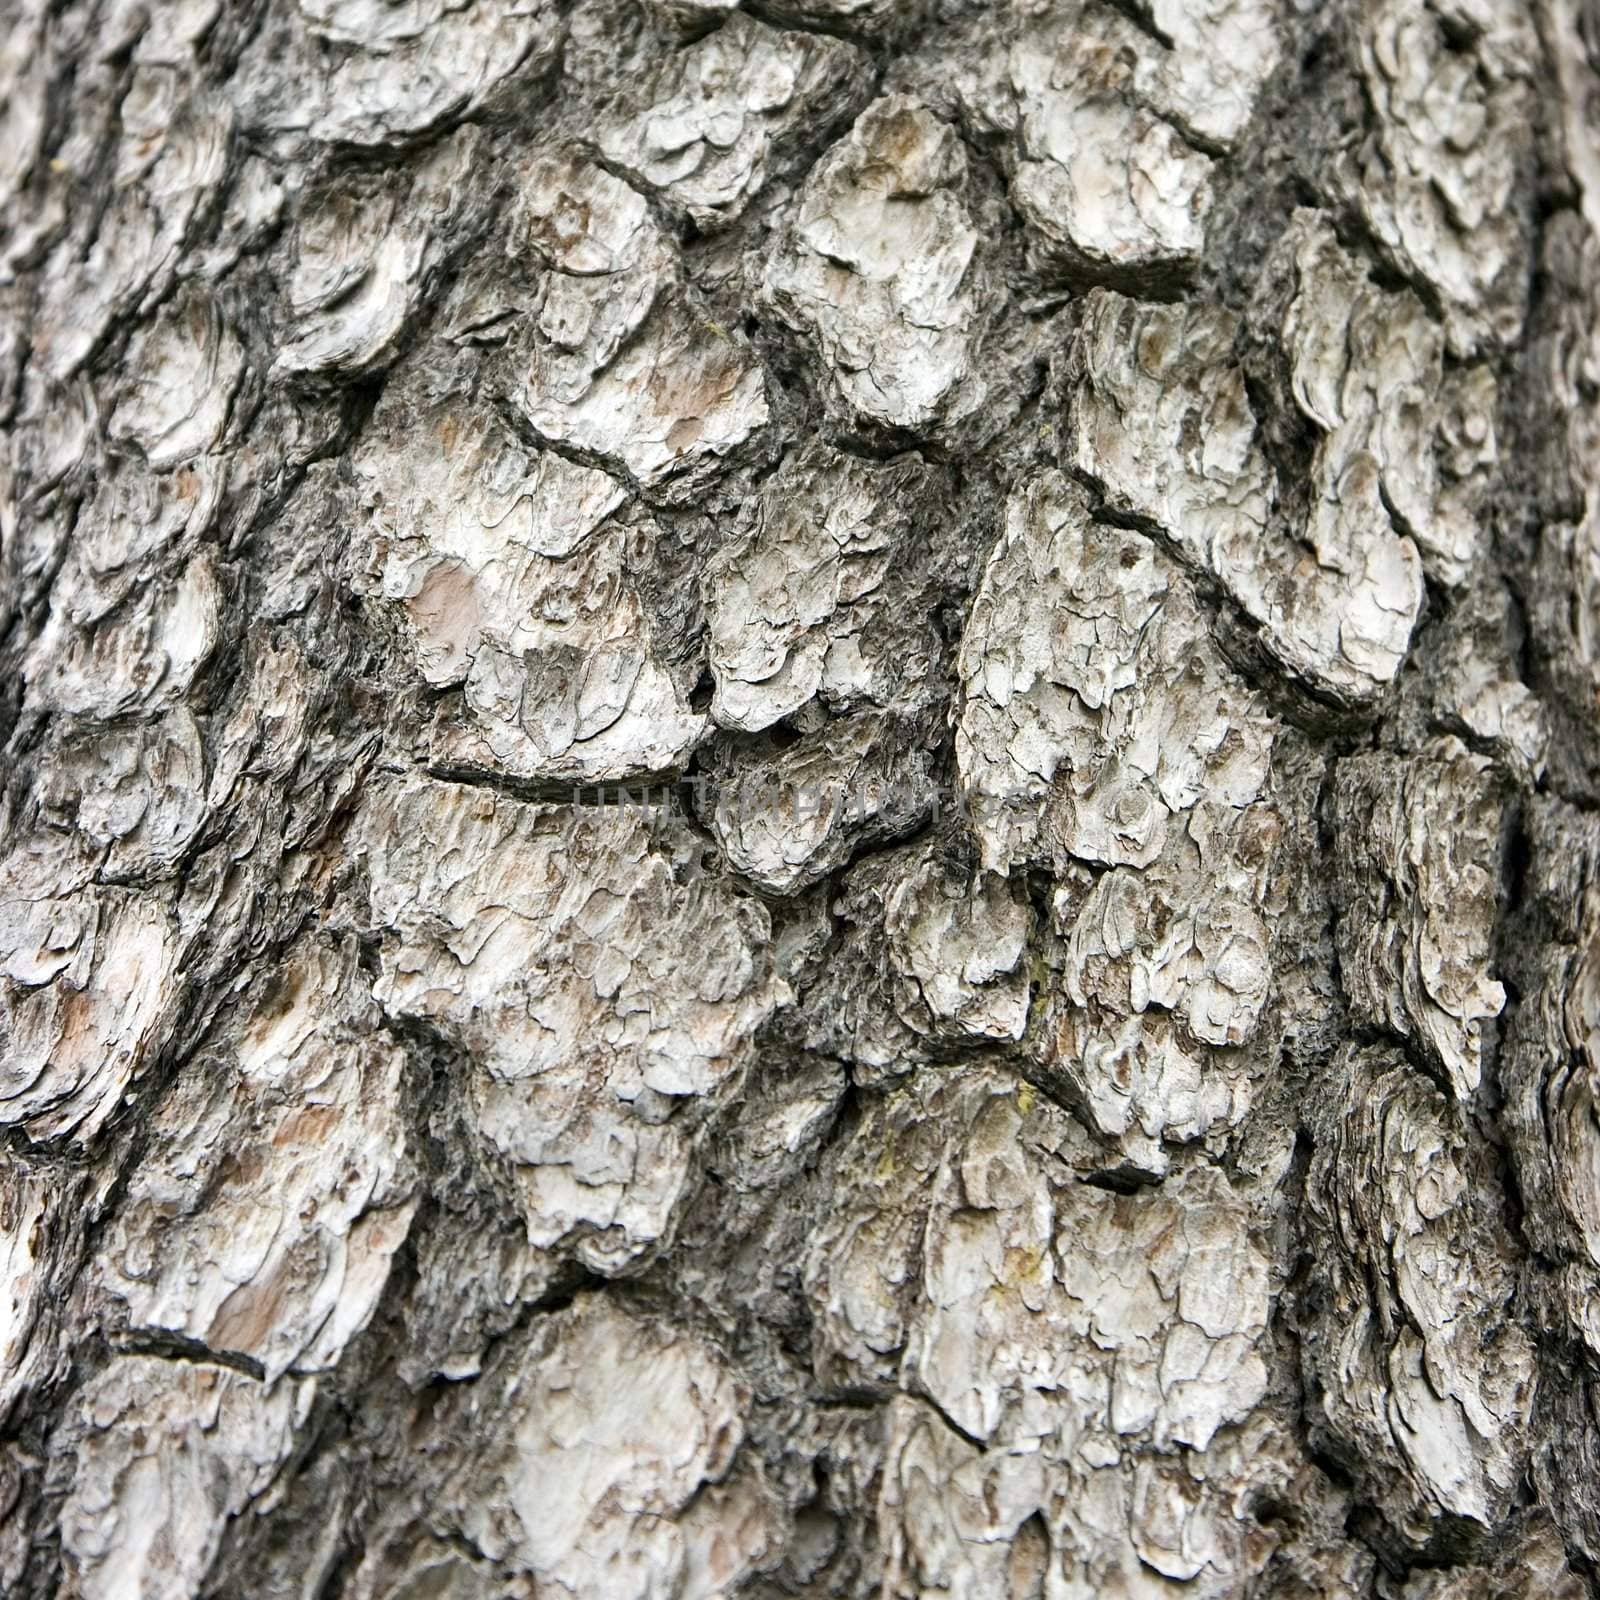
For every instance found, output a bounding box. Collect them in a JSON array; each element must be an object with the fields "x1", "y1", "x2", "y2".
[{"x1": 4, "y1": 0, "x2": 1600, "y2": 1595}]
